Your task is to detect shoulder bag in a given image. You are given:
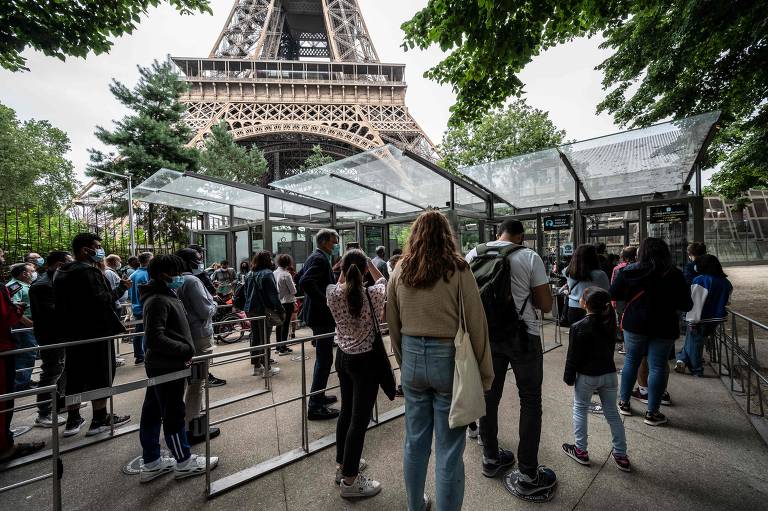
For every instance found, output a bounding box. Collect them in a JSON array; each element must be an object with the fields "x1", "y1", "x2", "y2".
[
  {"x1": 366, "y1": 289, "x2": 396, "y2": 400},
  {"x1": 448, "y1": 274, "x2": 487, "y2": 429}
]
